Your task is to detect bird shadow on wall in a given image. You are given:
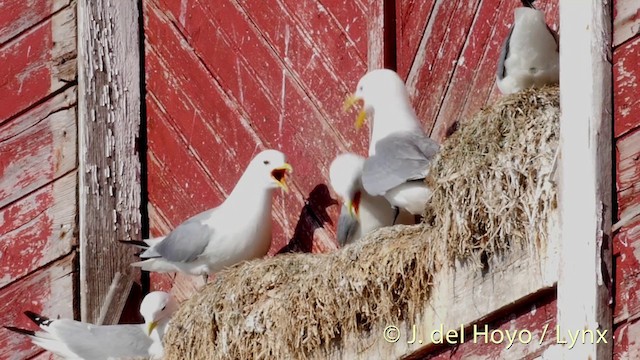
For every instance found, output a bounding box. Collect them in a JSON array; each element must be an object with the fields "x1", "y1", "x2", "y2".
[{"x1": 277, "y1": 184, "x2": 338, "y2": 254}]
